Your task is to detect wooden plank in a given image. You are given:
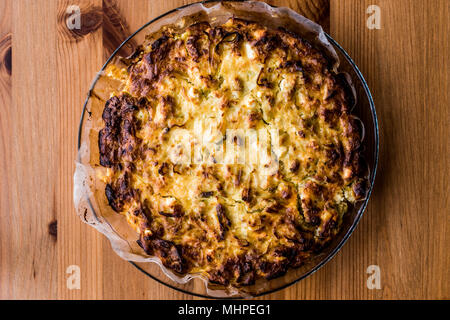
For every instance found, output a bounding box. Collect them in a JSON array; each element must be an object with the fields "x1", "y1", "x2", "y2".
[
  {"x1": 330, "y1": 0, "x2": 449, "y2": 299},
  {"x1": 0, "y1": 0, "x2": 13, "y2": 300},
  {"x1": 0, "y1": 0, "x2": 59, "y2": 299},
  {"x1": 56, "y1": 0, "x2": 104, "y2": 299},
  {"x1": 266, "y1": 0, "x2": 330, "y2": 32}
]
